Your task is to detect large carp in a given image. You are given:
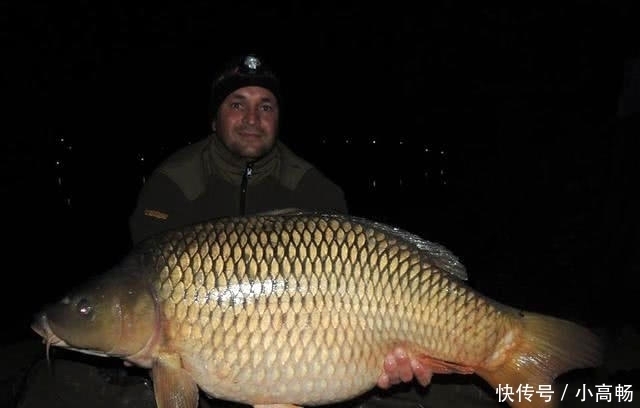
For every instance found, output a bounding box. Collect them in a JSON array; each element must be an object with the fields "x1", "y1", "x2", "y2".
[{"x1": 32, "y1": 211, "x2": 602, "y2": 408}]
